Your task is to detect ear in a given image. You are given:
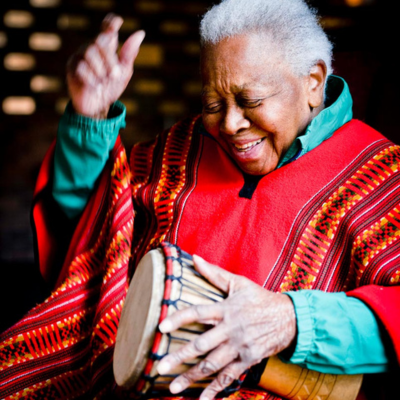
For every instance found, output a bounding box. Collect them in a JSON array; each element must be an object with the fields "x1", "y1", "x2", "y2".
[{"x1": 307, "y1": 61, "x2": 327, "y2": 109}]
